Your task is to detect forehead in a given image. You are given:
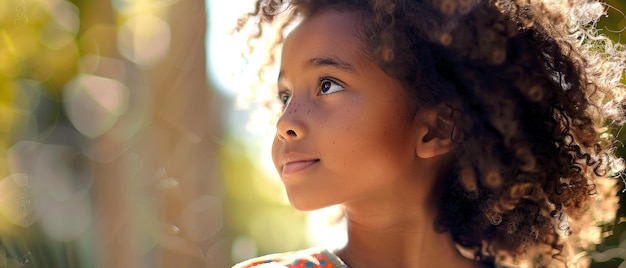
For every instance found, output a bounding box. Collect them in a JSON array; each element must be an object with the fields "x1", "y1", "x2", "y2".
[
  {"x1": 281, "y1": 8, "x2": 368, "y2": 67},
  {"x1": 287, "y1": 8, "x2": 362, "y2": 39}
]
